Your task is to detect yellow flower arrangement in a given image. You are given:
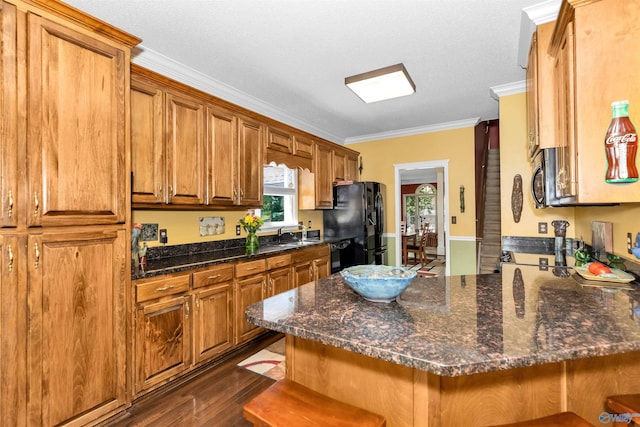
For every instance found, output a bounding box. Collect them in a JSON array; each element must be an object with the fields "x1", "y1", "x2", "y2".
[{"x1": 239, "y1": 213, "x2": 264, "y2": 234}]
